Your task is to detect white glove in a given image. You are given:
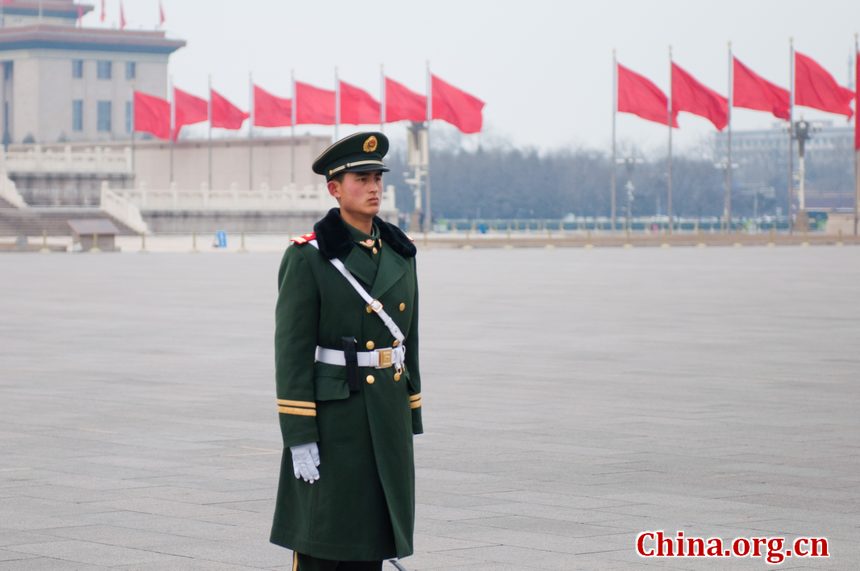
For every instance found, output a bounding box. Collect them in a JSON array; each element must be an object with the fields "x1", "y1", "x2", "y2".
[{"x1": 290, "y1": 442, "x2": 320, "y2": 483}]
